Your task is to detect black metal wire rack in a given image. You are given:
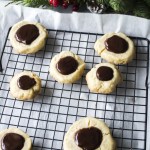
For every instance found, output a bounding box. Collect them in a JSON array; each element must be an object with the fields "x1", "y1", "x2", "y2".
[{"x1": 0, "y1": 29, "x2": 149, "y2": 150}]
